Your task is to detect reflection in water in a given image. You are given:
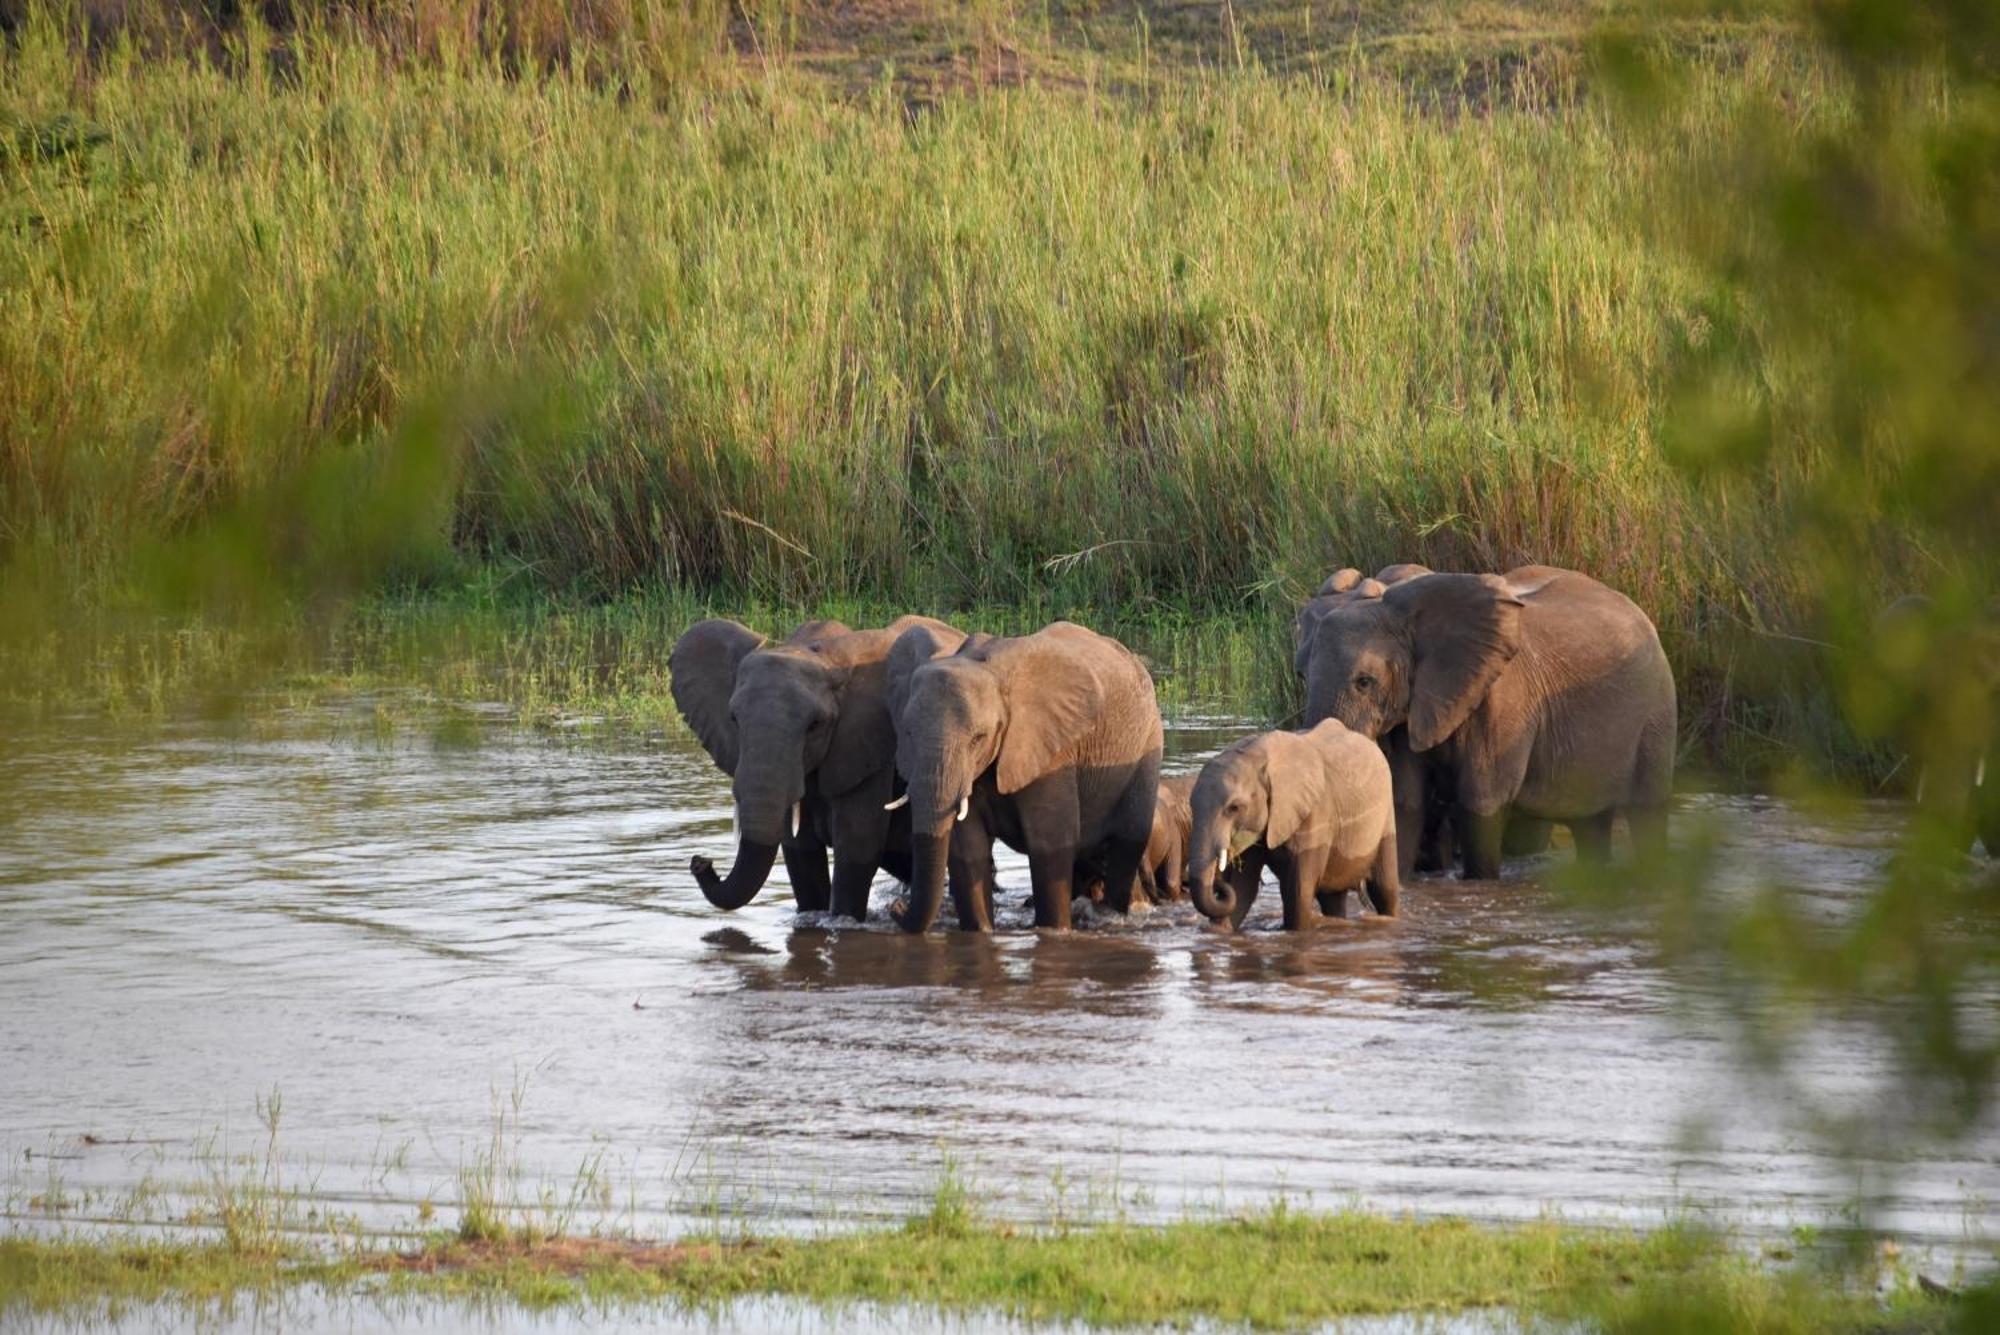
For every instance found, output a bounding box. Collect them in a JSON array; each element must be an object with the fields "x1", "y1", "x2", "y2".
[{"x1": 0, "y1": 715, "x2": 1993, "y2": 1260}]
